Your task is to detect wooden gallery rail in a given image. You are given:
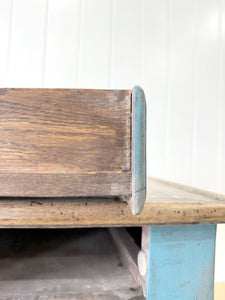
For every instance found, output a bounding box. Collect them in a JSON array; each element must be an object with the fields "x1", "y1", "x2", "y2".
[{"x1": 0, "y1": 87, "x2": 224, "y2": 299}]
